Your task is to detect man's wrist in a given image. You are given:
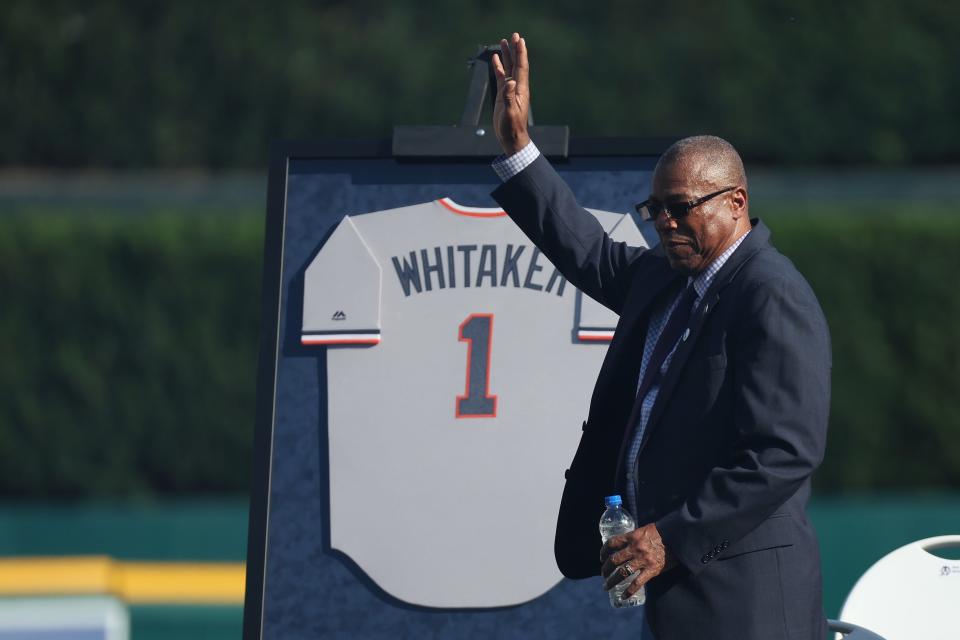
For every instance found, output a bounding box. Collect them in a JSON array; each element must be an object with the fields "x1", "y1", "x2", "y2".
[
  {"x1": 492, "y1": 139, "x2": 541, "y2": 182},
  {"x1": 503, "y1": 132, "x2": 531, "y2": 156}
]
